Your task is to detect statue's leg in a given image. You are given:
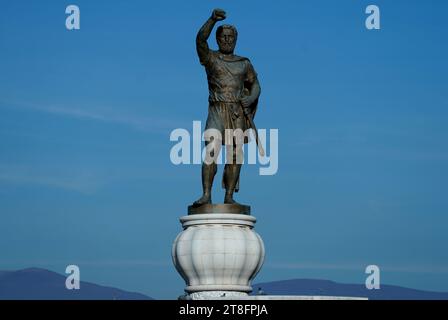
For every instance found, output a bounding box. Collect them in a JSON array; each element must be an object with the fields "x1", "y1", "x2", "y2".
[
  {"x1": 223, "y1": 143, "x2": 243, "y2": 204},
  {"x1": 193, "y1": 138, "x2": 221, "y2": 206}
]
